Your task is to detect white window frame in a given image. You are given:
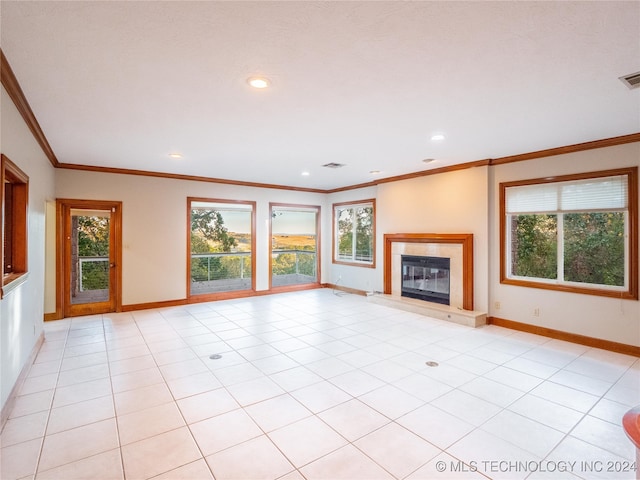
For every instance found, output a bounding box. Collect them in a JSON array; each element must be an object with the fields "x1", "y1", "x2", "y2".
[
  {"x1": 500, "y1": 167, "x2": 638, "y2": 300},
  {"x1": 333, "y1": 199, "x2": 375, "y2": 268}
]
